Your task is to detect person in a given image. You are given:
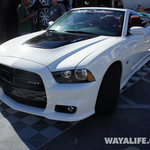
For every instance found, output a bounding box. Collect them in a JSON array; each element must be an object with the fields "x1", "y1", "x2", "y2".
[
  {"x1": 17, "y1": 0, "x2": 36, "y2": 35},
  {"x1": 114, "y1": 0, "x2": 119, "y2": 8},
  {"x1": 118, "y1": 1, "x2": 123, "y2": 8},
  {"x1": 49, "y1": 0, "x2": 66, "y2": 21},
  {"x1": 137, "y1": 5, "x2": 142, "y2": 10},
  {"x1": 68, "y1": 0, "x2": 73, "y2": 10},
  {"x1": 28, "y1": 8, "x2": 37, "y2": 33},
  {"x1": 114, "y1": 0, "x2": 123, "y2": 8}
]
